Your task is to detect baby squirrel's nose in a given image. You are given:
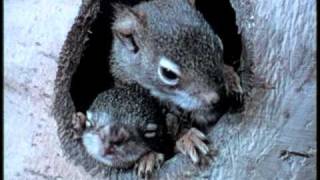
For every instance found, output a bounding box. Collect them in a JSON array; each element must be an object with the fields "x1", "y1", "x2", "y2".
[
  {"x1": 200, "y1": 91, "x2": 220, "y2": 105},
  {"x1": 108, "y1": 125, "x2": 130, "y2": 145},
  {"x1": 102, "y1": 125, "x2": 130, "y2": 155},
  {"x1": 104, "y1": 146, "x2": 115, "y2": 155}
]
